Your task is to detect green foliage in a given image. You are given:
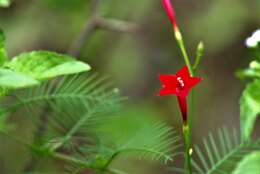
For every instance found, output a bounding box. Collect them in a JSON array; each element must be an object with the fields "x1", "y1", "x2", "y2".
[
  {"x1": 96, "y1": 115, "x2": 180, "y2": 163},
  {"x1": 190, "y1": 127, "x2": 260, "y2": 174},
  {"x1": 0, "y1": 0, "x2": 10, "y2": 7},
  {"x1": 0, "y1": 30, "x2": 8, "y2": 66},
  {"x1": 0, "y1": 30, "x2": 91, "y2": 100},
  {"x1": 236, "y1": 61, "x2": 260, "y2": 79},
  {"x1": 5, "y1": 51, "x2": 91, "y2": 81},
  {"x1": 66, "y1": 117, "x2": 180, "y2": 173},
  {"x1": 0, "y1": 68, "x2": 39, "y2": 89},
  {"x1": 0, "y1": 74, "x2": 178, "y2": 173},
  {"x1": 240, "y1": 80, "x2": 260, "y2": 141},
  {"x1": 0, "y1": 28, "x2": 179, "y2": 173},
  {"x1": 232, "y1": 151, "x2": 260, "y2": 174}
]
